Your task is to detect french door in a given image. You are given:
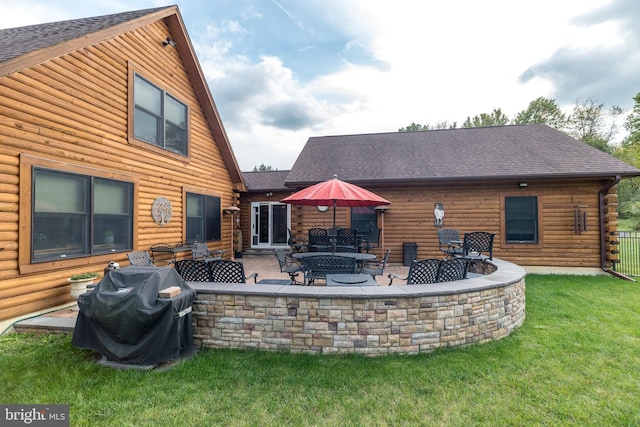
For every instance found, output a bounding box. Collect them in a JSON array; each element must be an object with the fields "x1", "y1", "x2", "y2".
[{"x1": 250, "y1": 202, "x2": 289, "y2": 248}]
